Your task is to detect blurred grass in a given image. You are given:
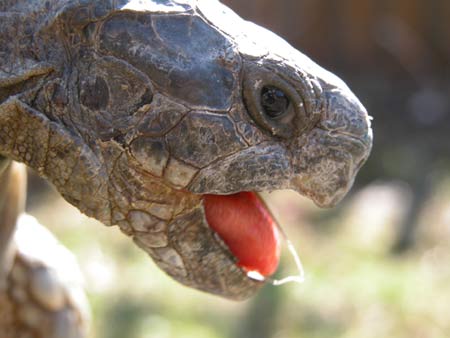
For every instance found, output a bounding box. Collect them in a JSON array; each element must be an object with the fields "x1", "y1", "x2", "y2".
[{"x1": 26, "y1": 177, "x2": 450, "y2": 338}]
